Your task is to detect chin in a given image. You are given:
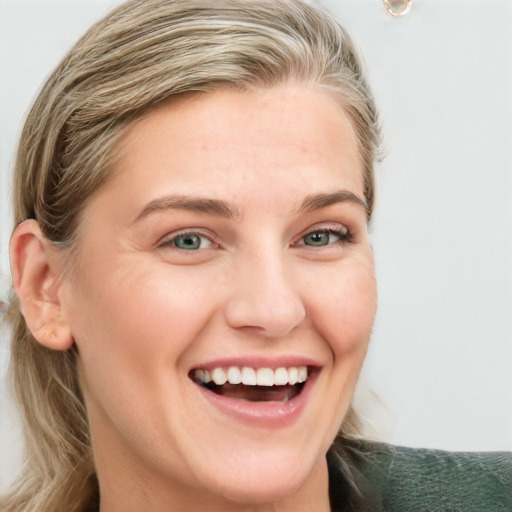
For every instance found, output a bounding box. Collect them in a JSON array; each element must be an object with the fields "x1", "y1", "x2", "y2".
[
  {"x1": 189, "y1": 443, "x2": 327, "y2": 507},
  {"x1": 210, "y1": 472, "x2": 309, "y2": 506}
]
